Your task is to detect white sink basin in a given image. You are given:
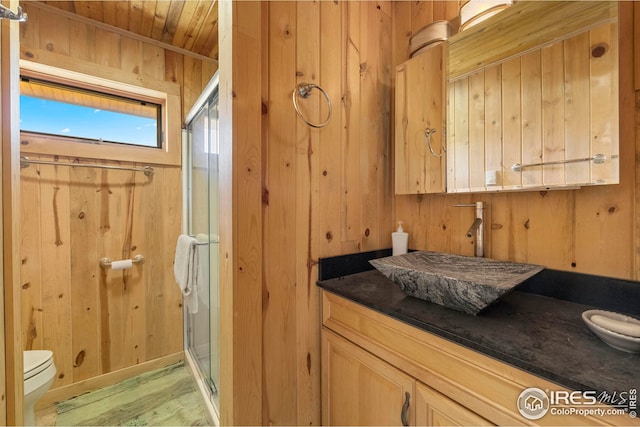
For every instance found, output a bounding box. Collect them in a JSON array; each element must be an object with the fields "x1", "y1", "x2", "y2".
[{"x1": 369, "y1": 251, "x2": 544, "y2": 315}]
